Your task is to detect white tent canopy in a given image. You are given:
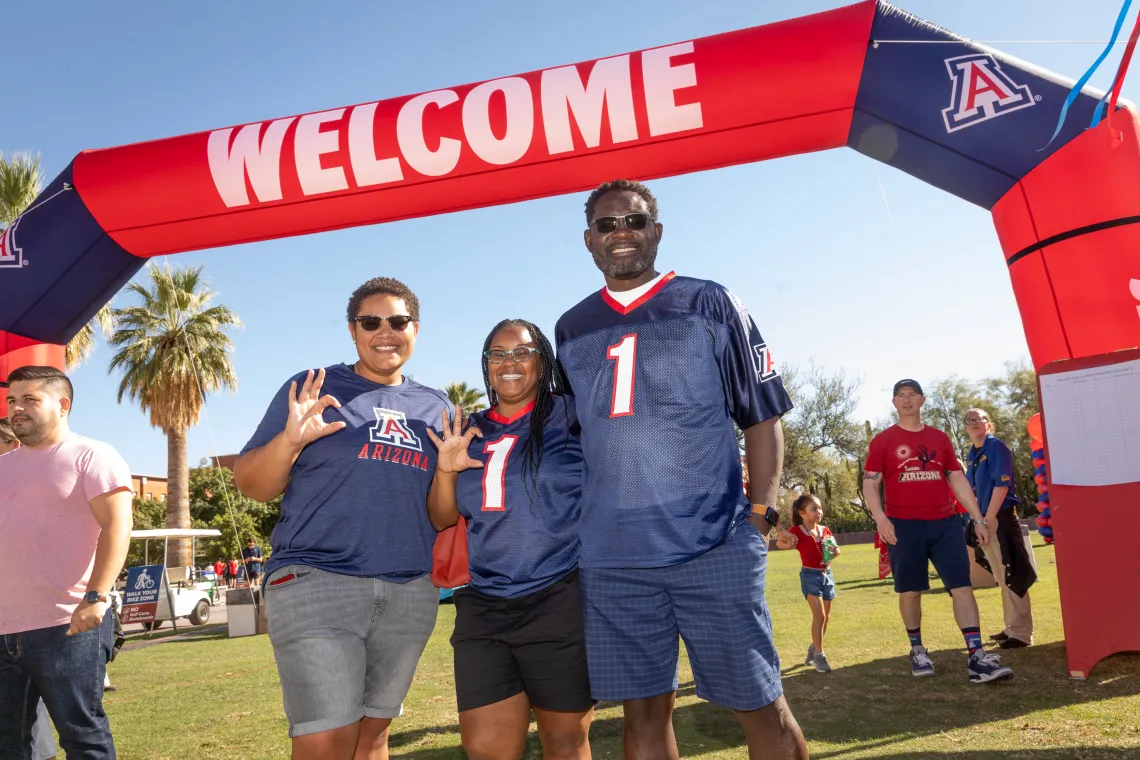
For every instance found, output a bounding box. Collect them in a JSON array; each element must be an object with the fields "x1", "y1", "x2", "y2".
[{"x1": 129, "y1": 529, "x2": 222, "y2": 539}]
